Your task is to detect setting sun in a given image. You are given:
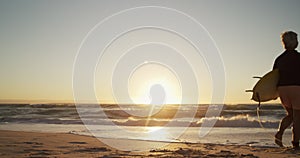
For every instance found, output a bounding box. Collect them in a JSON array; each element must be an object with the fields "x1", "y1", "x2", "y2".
[{"x1": 128, "y1": 62, "x2": 182, "y2": 105}]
